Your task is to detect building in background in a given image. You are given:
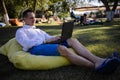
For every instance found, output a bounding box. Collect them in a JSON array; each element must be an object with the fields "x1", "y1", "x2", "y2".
[{"x1": 66, "y1": 0, "x2": 103, "y2": 8}]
